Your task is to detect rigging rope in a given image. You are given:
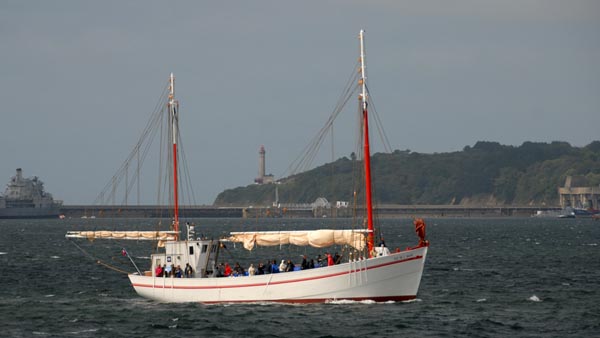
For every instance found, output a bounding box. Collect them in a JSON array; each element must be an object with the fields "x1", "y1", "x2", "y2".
[
  {"x1": 91, "y1": 76, "x2": 198, "y2": 217},
  {"x1": 68, "y1": 240, "x2": 131, "y2": 275},
  {"x1": 364, "y1": 84, "x2": 393, "y2": 154},
  {"x1": 94, "y1": 83, "x2": 170, "y2": 206},
  {"x1": 283, "y1": 62, "x2": 361, "y2": 177}
]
